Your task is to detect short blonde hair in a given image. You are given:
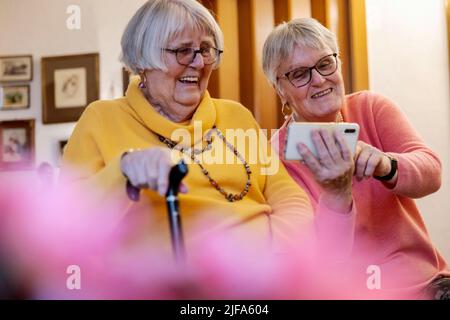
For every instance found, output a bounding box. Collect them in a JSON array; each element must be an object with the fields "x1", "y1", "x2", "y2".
[
  {"x1": 121, "y1": 0, "x2": 224, "y2": 74},
  {"x1": 262, "y1": 18, "x2": 339, "y2": 88}
]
